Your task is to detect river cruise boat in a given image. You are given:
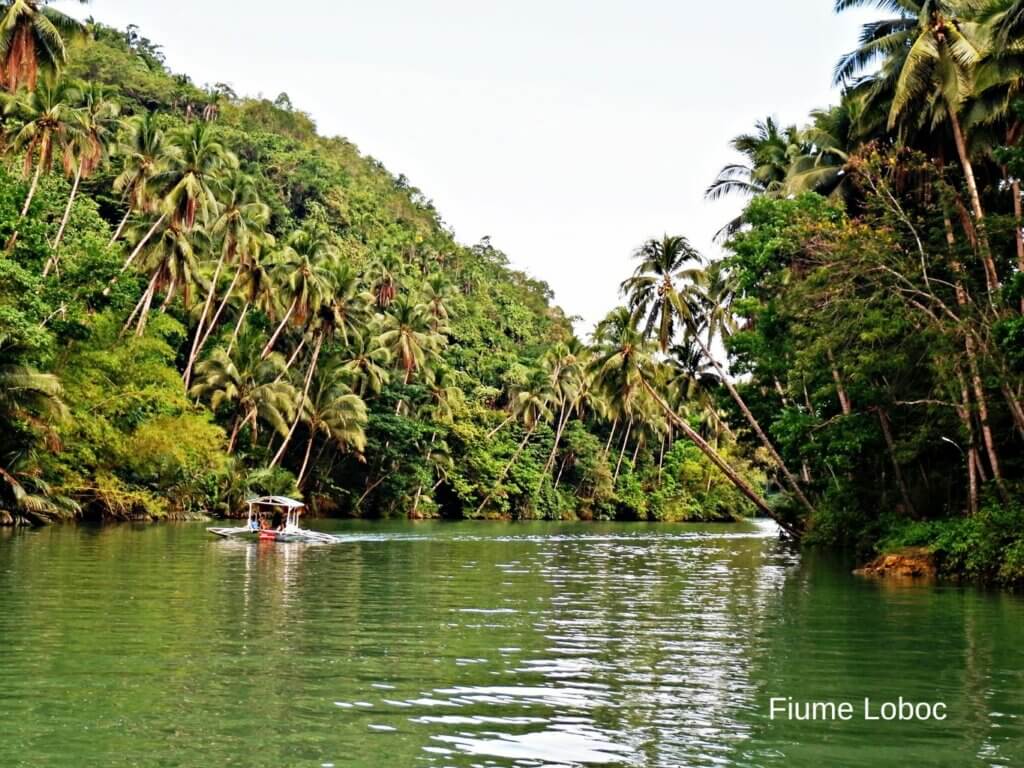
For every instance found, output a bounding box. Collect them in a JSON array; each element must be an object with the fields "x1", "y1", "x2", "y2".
[{"x1": 207, "y1": 496, "x2": 340, "y2": 543}]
